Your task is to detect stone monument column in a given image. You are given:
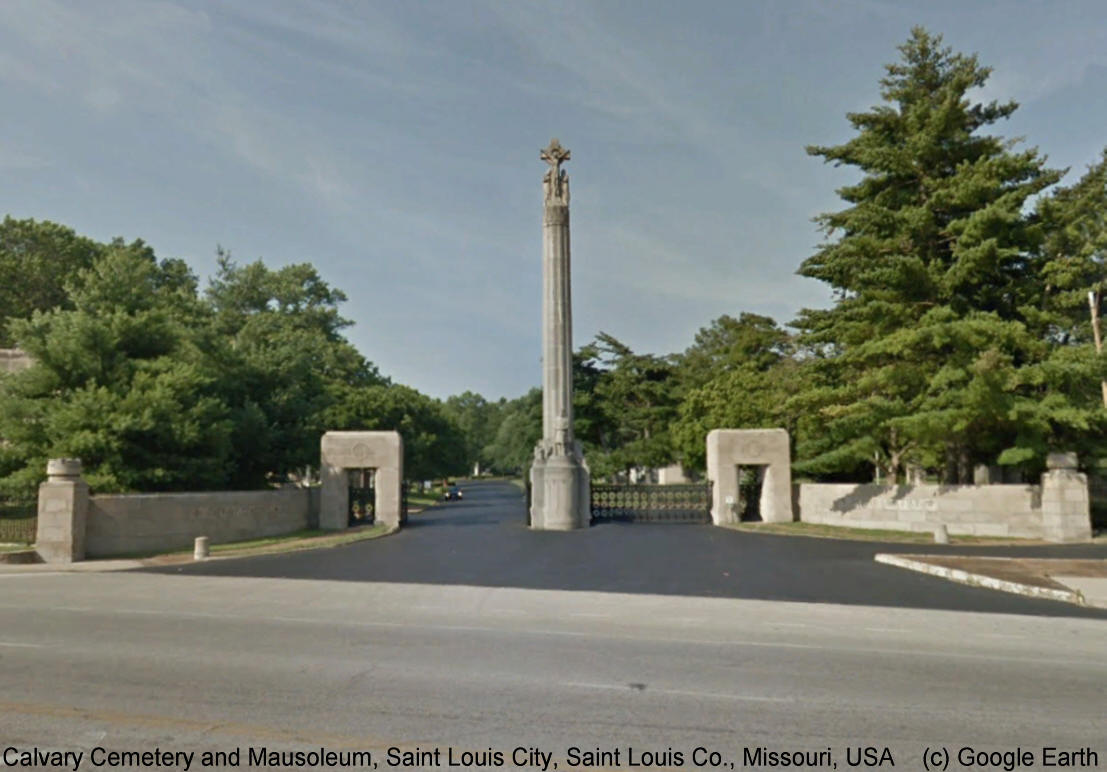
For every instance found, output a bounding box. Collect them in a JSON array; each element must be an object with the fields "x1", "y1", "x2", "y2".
[{"x1": 530, "y1": 139, "x2": 590, "y2": 530}]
